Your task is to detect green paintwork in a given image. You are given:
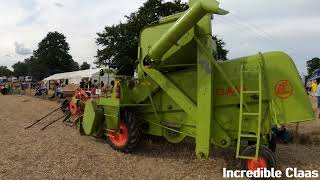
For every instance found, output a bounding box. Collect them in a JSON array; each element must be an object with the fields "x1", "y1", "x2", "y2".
[
  {"x1": 82, "y1": 0, "x2": 314, "y2": 159},
  {"x1": 82, "y1": 100, "x2": 104, "y2": 136},
  {"x1": 98, "y1": 97, "x2": 120, "y2": 130}
]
